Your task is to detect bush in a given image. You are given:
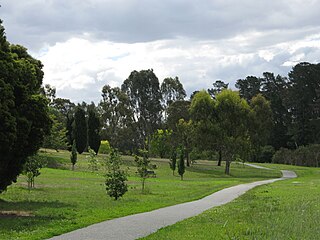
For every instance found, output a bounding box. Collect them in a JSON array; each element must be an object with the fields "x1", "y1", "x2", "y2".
[
  {"x1": 257, "y1": 145, "x2": 275, "y2": 163},
  {"x1": 272, "y1": 144, "x2": 320, "y2": 167},
  {"x1": 99, "y1": 140, "x2": 111, "y2": 154}
]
